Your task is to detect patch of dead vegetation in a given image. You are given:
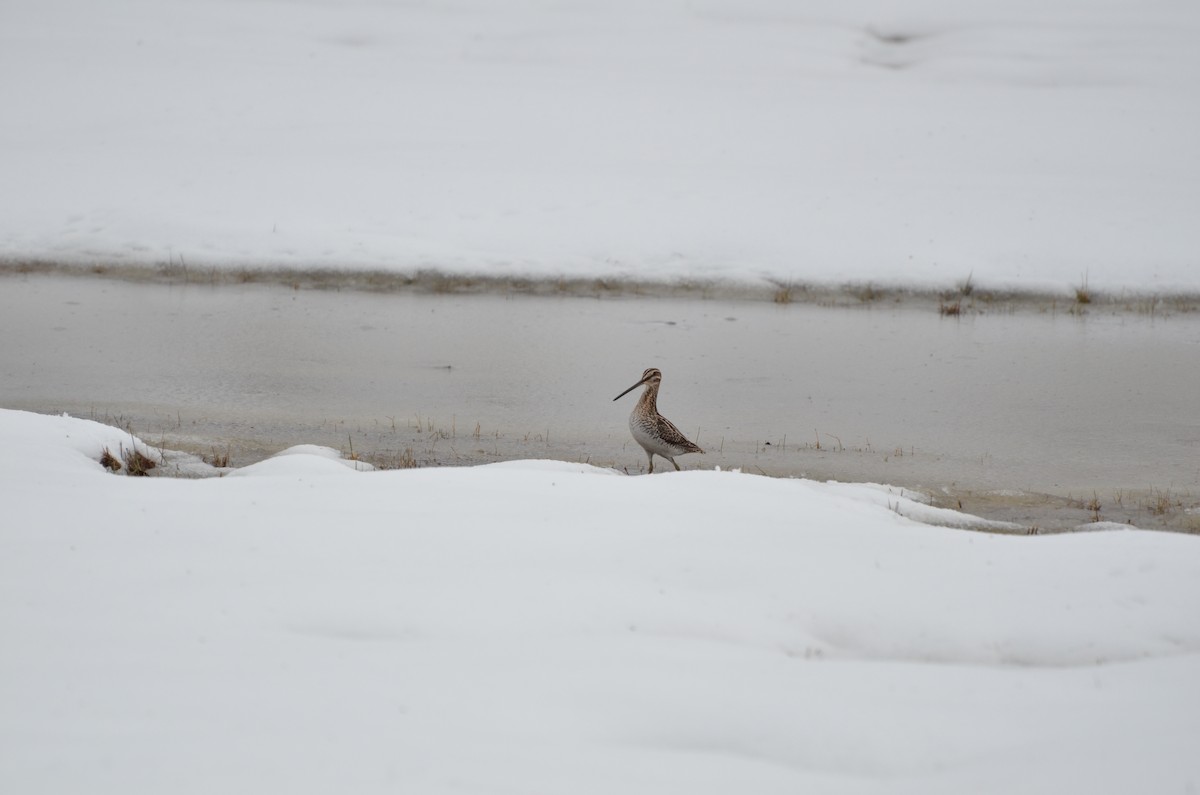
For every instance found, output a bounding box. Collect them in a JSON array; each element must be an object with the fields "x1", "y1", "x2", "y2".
[
  {"x1": 123, "y1": 447, "x2": 157, "y2": 476},
  {"x1": 99, "y1": 447, "x2": 122, "y2": 472}
]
